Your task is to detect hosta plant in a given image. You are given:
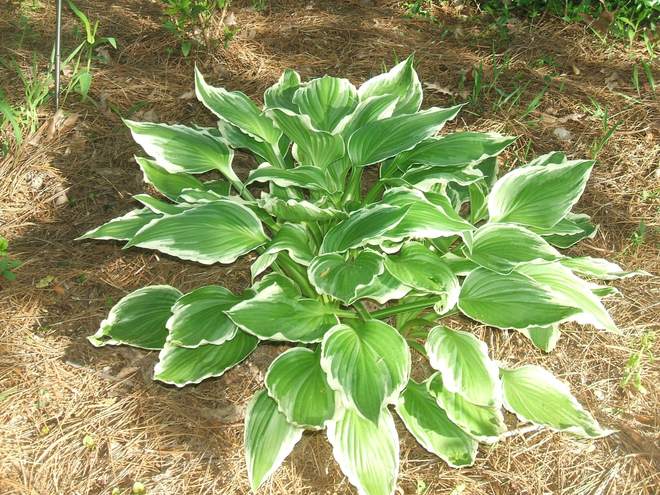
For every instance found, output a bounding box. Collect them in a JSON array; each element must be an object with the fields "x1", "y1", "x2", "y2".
[{"x1": 81, "y1": 57, "x2": 643, "y2": 495}]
